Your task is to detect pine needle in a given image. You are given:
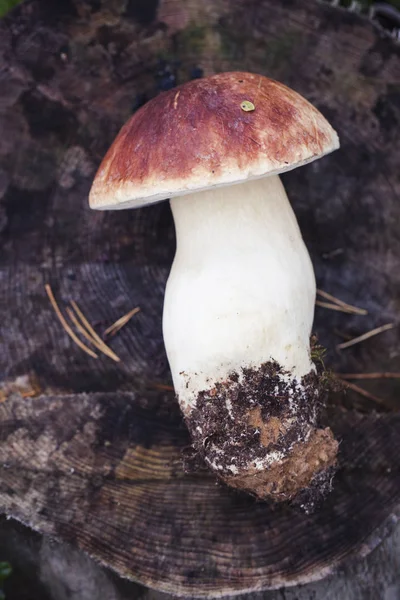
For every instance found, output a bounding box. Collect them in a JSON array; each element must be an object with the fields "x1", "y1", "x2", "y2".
[
  {"x1": 315, "y1": 300, "x2": 359, "y2": 314},
  {"x1": 66, "y1": 307, "x2": 120, "y2": 363},
  {"x1": 316, "y1": 289, "x2": 367, "y2": 315},
  {"x1": 151, "y1": 382, "x2": 175, "y2": 392},
  {"x1": 45, "y1": 284, "x2": 98, "y2": 359},
  {"x1": 20, "y1": 388, "x2": 40, "y2": 398},
  {"x1": 104, "y1": 307, "x2": 140, "y2": 337},
  {"x1": 337, "y1": 378, "x2": 388, "y2": 407},
  {"x1": 69, "y1": 301, "x2": 120, "y2": 362},
  {"x1": 338, "y1": 372, "x2": 400, "y2": 380},
  {"x1": 337, "y1": 323, "x2": 395, "y2": 350}
]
